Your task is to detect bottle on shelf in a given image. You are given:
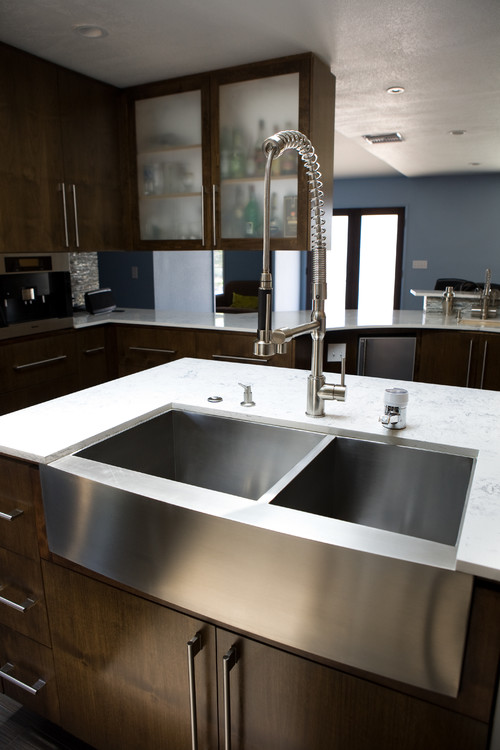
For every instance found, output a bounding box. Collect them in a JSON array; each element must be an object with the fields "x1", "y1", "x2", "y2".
[
  {"x1": 284, "y1": 195, "x2": 298, "y2": 237},
  {"x1": 271, "y1": 123, "x2": 281, "y2": 177},
  {"x1": 220, "y1": 127, "x2": 232, "y2": 179},
  {"x1": 269, "y1": 192, "x2": 281, "y2": 237},
  {"x1": 280, "y1": 121, "x2": 298, "y2": 175},
  {"x1": 232, "y1": 185, "x2": 245, "y2": 236},
  {"x1": 229, "y1": 128, "x2": 246, "y2": 179},
  {"x1": 253, "y1": 119, "x2": 267, "y2": 177},
  {"x1": 244, "y1": 185, "x2": 260, "y2": 237}
]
